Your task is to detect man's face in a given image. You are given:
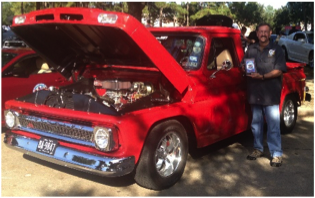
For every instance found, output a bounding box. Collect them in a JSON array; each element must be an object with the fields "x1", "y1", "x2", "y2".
[{"x1": 257, "y1": 25, "x2": 272, "y2": 44}]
